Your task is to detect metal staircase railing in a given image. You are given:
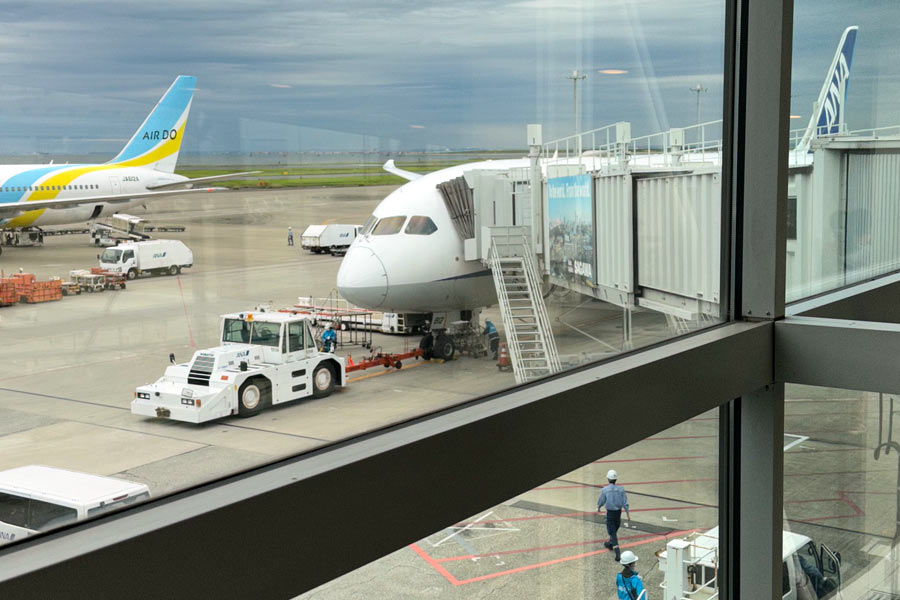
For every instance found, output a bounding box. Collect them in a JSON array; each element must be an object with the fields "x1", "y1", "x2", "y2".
[{"x1": 487, "y1": 226, "x2": 560, "y2": 383}]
